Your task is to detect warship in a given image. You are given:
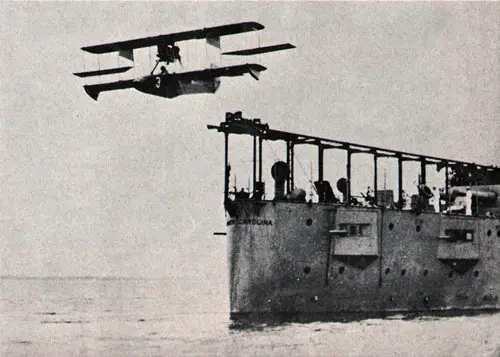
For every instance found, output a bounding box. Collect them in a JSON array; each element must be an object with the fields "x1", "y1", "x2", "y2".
[{"x1": 208, "y1": 112, "x2": 500, "y2": 324}]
